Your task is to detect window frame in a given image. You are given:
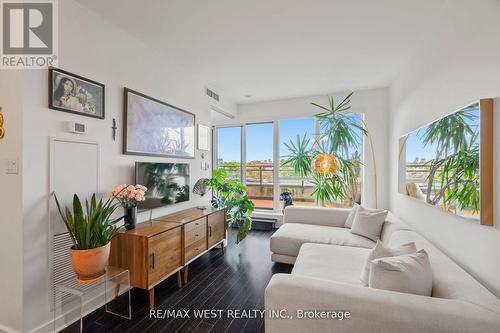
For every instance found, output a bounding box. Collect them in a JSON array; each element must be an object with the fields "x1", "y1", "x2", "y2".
[{"x1": 213, "y1": 114, "x2": 365, "y2": 213}]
